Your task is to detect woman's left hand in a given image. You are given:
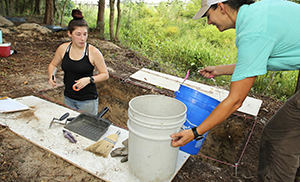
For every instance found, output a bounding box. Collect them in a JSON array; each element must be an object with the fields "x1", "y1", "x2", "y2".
[
  {"x1": 170, "y1": 129, "x2": 194, "y2": 147},
  {"x1": 72, "y1": 77, "x2": 90, "y2": 91}
]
